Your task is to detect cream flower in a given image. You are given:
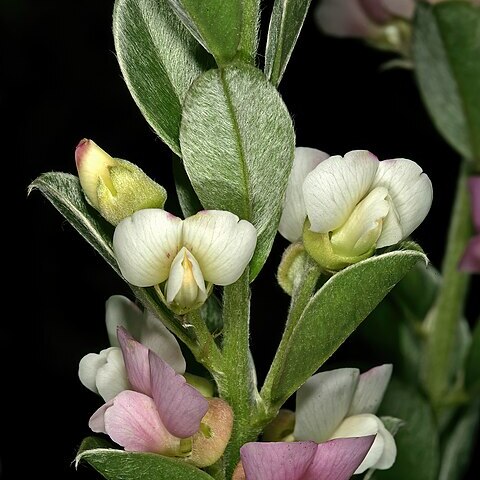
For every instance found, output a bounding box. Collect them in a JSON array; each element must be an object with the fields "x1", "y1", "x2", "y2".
[
  {"x1": 279, "y1": 149, "x2": 432, "y2": 270},
  {"x1": 113, "y1": 209, "x2": 257, "y2": 312}
]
